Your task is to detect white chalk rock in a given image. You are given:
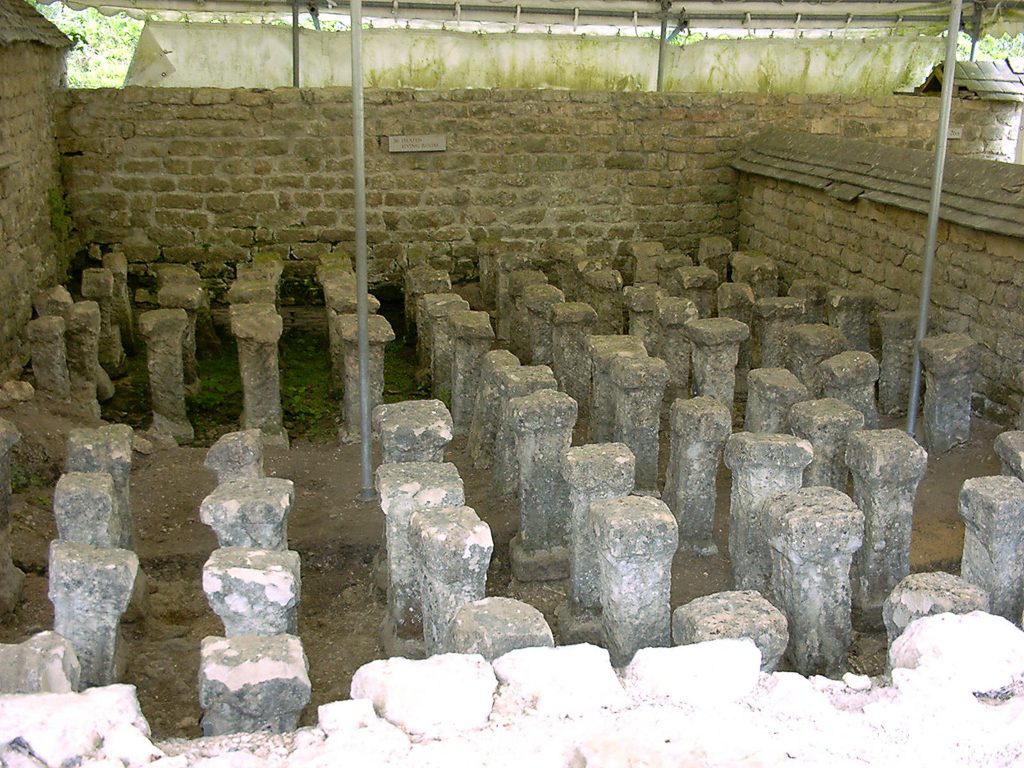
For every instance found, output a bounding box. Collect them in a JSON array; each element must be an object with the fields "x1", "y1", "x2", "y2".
[
  {"x1": 99, "y1": 721, "x2": 165, "y2": 765},
  {"x1": 622, "y1": 639, "x2": 762, "y2": 705},
  {"x1": 317, "y1": 699, "x2": 378, "y2": 736},
  {"x1": 349, "y1": 653, "x2": 496, "y2": 738},
  {"x1": 492, "y1": 643, "x2": 629, "y2": 716},
  {"x1": 889, "y1": 611, "x2": 1024, "y2": 696},
  {"x1": 0, "y1": 684, "x2": 150, "y2": 768}
]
